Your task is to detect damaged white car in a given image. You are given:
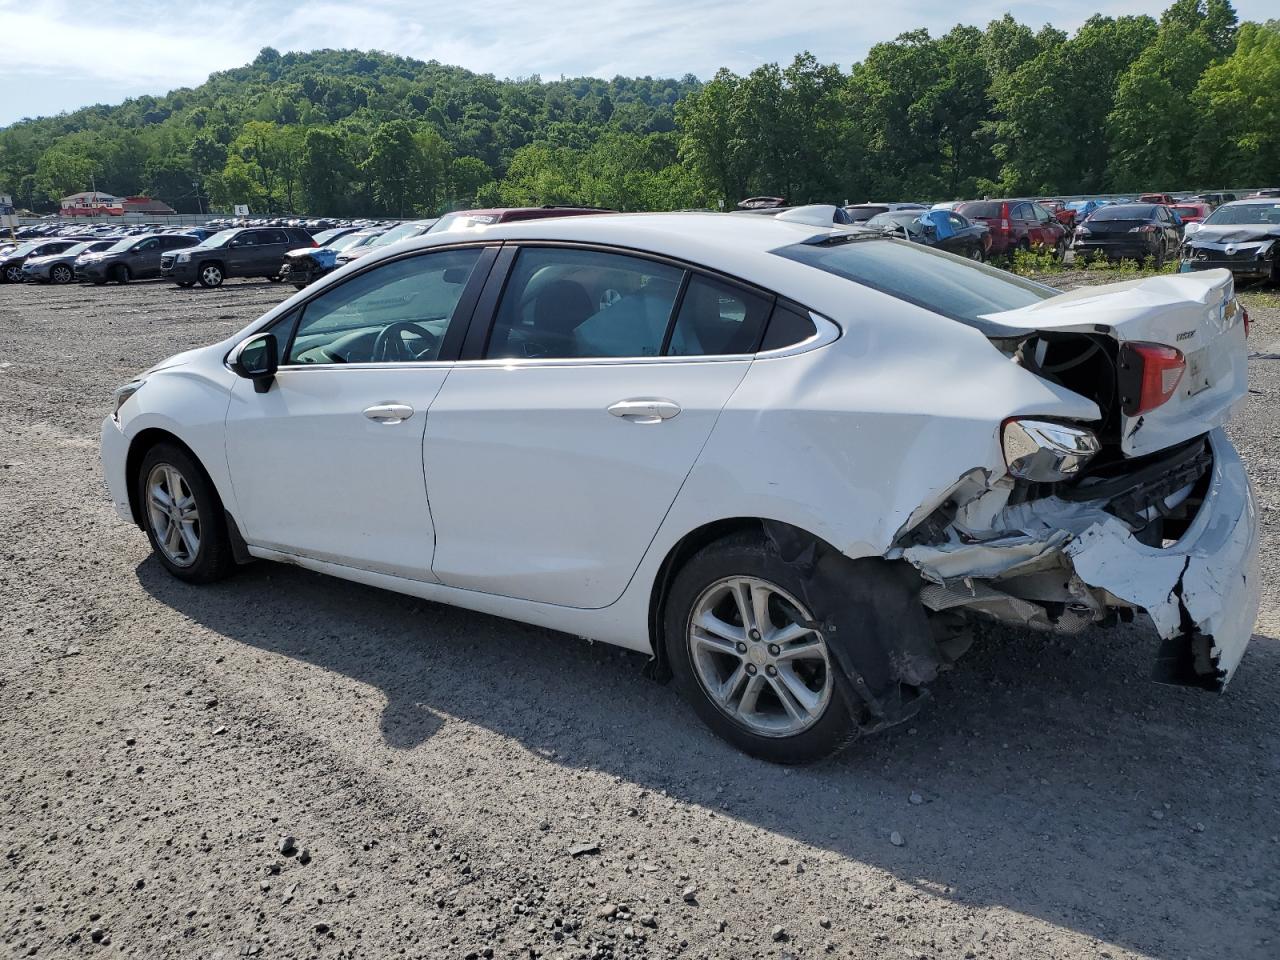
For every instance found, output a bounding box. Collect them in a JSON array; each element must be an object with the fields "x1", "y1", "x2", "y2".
[{"x1": 100, "y1": 213, "x2": 1259, "y2": 763}]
